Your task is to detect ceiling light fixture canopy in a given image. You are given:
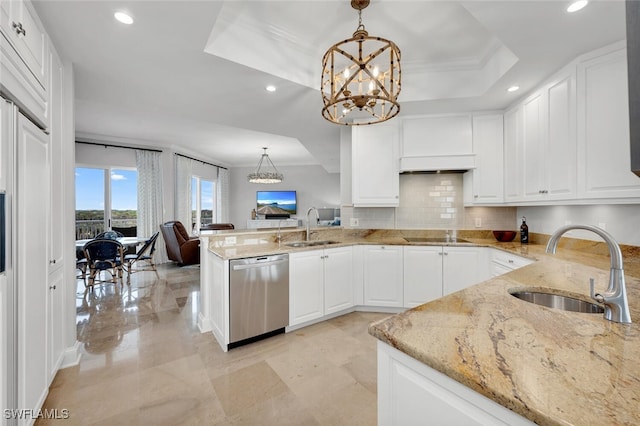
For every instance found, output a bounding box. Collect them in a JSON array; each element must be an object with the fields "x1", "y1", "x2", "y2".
[
  {"x1": 247, "y1": 147, "x2": 283, "y2": 184},
  {"x1": 321, "y1": 0, "x2": 401, "y2": 126}
]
